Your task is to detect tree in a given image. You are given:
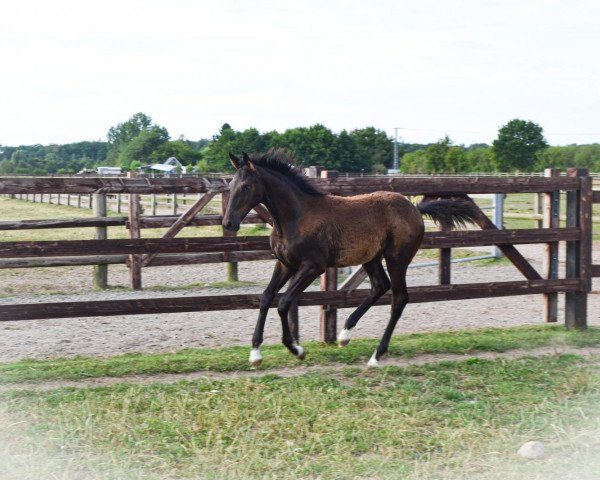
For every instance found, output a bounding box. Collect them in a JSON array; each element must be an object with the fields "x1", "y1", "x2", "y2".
[
  {"x1": 107, "y1": 112, "x2": 169, "y2": 165},
  {"x1": 423, "y1": 136, "x2": 451, "y2": 173},
  {"x1": 117, "y1": 128, "x2": 169, "y2": 169},
  {"x1": 573, "y1": 144, "x2": 600, "y2": 170},
  {"x1": 0, "y1": 158, "x2": 15, "y2": 174},
  {"x1": 492, "y1": 119, "x2": 548, "y2": 171},
  {"x1": 445, "y1": 145, "x2": 468, "y2": 173},
  {"x1": 277, "y1": 124, "x2": 339, "y2": 168},
  {"x1": 202, "y1": 124, "x2": 280, "y2": 172},
  {"x1": 399, "y1": 149, "x2": 427, "y2": 173},
  {"x1": 349, "y1": 127, "x2": 393, "y2": 171},
  {"x1": 150, "y1": 140, "x2": 203, "y2": 166},
  {"x1": 385, "y1": 141, "x2": 498, "y2": 174},
  {"x1": 466, "y1": 147, "x2": 495, "y2": 172},
  {"x1": 336, "y1": 130, "x2": 359, "y2": 172}
]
